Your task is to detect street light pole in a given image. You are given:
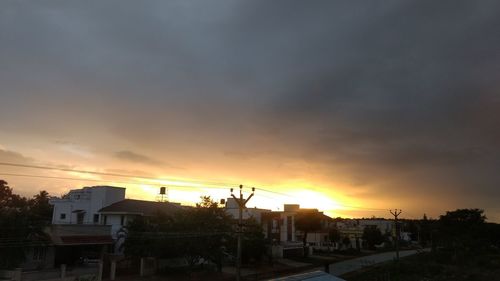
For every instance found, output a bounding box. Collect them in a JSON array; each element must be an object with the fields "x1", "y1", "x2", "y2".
[{"x1": 231, "y1": 185, "x2": 254, "y2": 281}]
